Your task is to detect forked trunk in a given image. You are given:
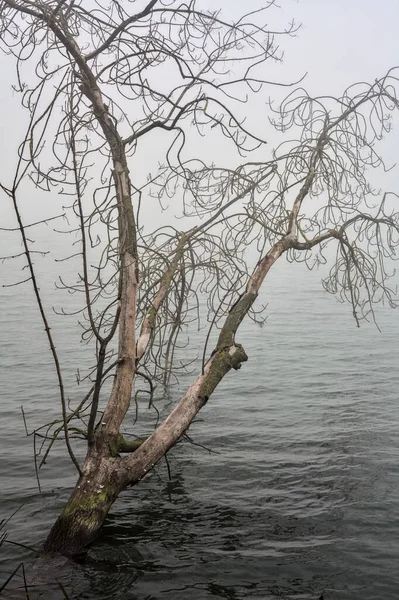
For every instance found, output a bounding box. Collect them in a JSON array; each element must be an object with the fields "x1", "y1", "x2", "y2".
[{"x1": 42, "y1": 240, "x2": 287, "y2": 557}]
